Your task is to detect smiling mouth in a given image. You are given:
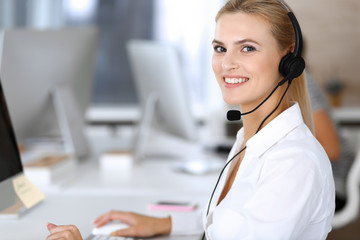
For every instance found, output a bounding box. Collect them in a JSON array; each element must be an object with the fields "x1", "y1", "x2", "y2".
[{"x1": 224, "y1": 77, "x2": 249, "y2": 84}]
